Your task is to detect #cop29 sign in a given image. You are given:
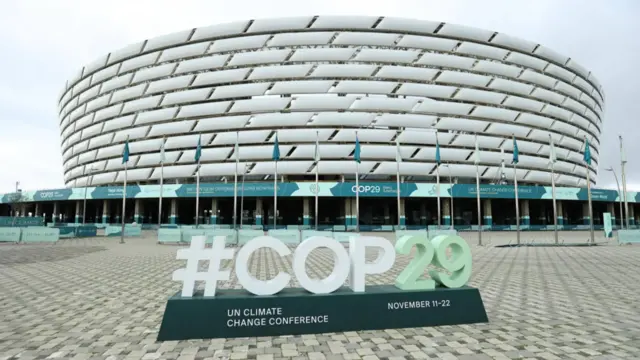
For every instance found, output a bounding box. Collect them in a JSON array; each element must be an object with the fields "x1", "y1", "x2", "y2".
[
  {"x1": 157, "y1": 233, "x2": 487, "y2": 341},
  {"x1": 173, "y1": 234, "x2": 472, "y2": 297}
]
